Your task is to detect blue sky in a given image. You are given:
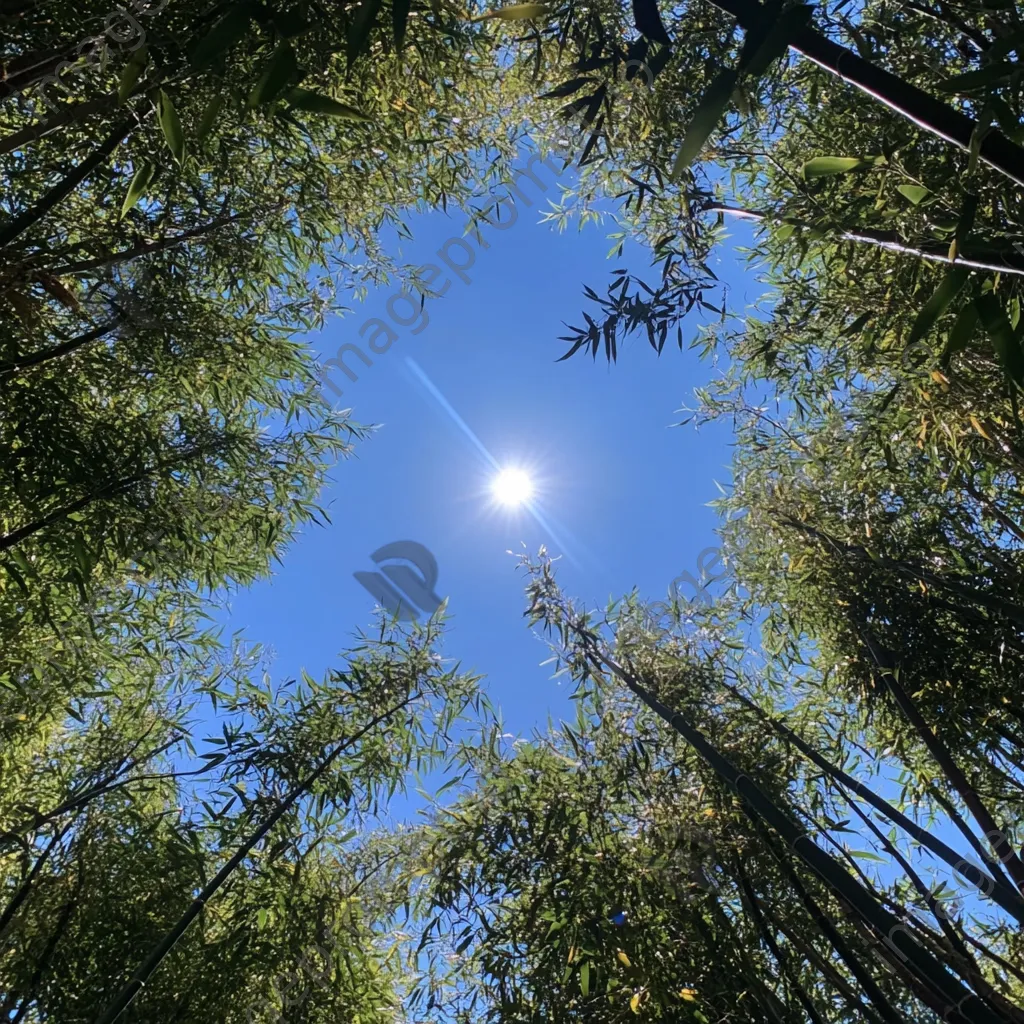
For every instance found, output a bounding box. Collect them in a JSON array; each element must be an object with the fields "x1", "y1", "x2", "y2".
[
  {"x1": 207, "y1": 160, "x2": 1007, "y2": 925},
  {"x1": 219, "y1": 163, "x2": 756, "y2": 740}
]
